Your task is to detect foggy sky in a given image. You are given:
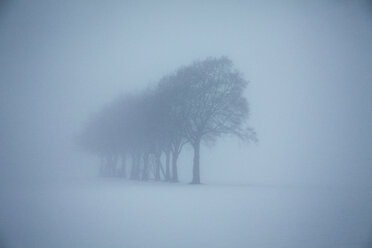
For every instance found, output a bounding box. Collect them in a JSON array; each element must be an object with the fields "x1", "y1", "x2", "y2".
[{"x1": 1, "y1": 0, "x2": 372, "y2": 187}]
